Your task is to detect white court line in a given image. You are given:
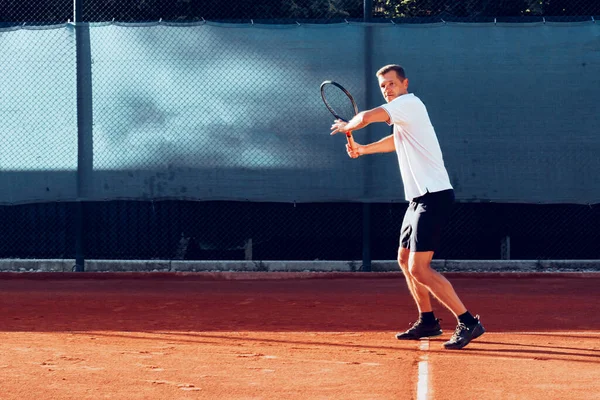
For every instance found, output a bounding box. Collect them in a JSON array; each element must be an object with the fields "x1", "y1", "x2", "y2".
[{"x1": 416, "y1": 339, "x2": 429, "y2": 400}]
